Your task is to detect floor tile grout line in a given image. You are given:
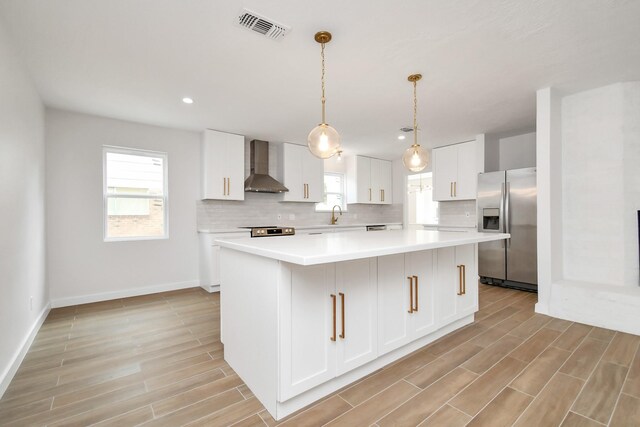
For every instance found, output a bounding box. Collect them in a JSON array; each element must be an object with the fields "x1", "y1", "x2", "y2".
[{"x1": 602, "y1": 338, "x2": 640, "y2": 426}]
